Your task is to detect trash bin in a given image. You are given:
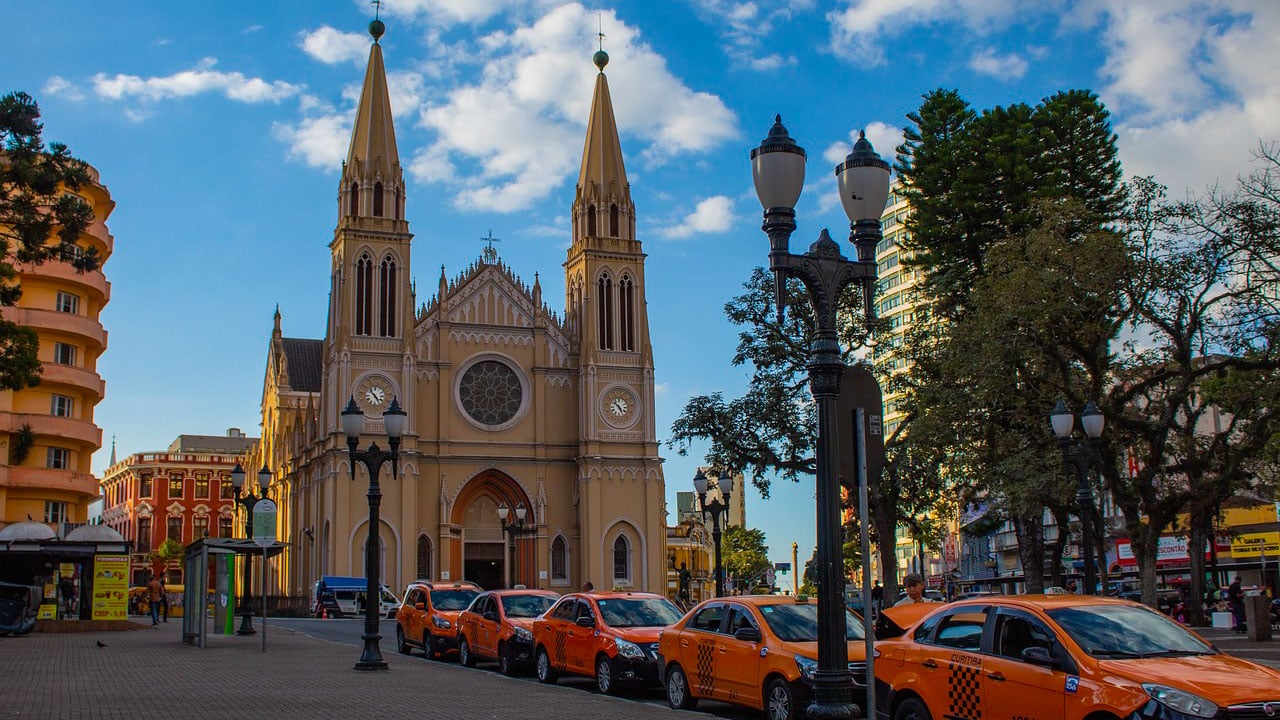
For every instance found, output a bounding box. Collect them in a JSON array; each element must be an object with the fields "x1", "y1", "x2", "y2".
[{"x1": 1243, "y1": 595, "x2": 1272, "y2": 641}]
